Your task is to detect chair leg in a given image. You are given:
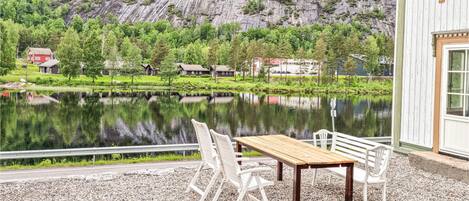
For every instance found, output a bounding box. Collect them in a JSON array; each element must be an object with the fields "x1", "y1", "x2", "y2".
[
  {"x1": 186, "y1": 162, "x2": 204, "y2": 193},
  {"x1": 256, "y1": 176, "x2": 268, "y2": 201},
  {"x1": 312, "y1": 169, "x2": 317, "y2": 186},
  {"x1": 363, "y1": 183, "x2": 368, "y2": 201},
  {"x1": 327, "y1": 174, "x2": 332, "y2": 184},
  {"x1": 236, "y1": 186, "x2": 248, "y2": 201},
  {"x1": 199, "y1": 169, "x2": 220, "y2": 201},
  {"x1": 212, "y1": 179, "x2": 225, "y2": 201},
  {"x1": 382, "y1": 182, "x2": 387, "y2": 201}
]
